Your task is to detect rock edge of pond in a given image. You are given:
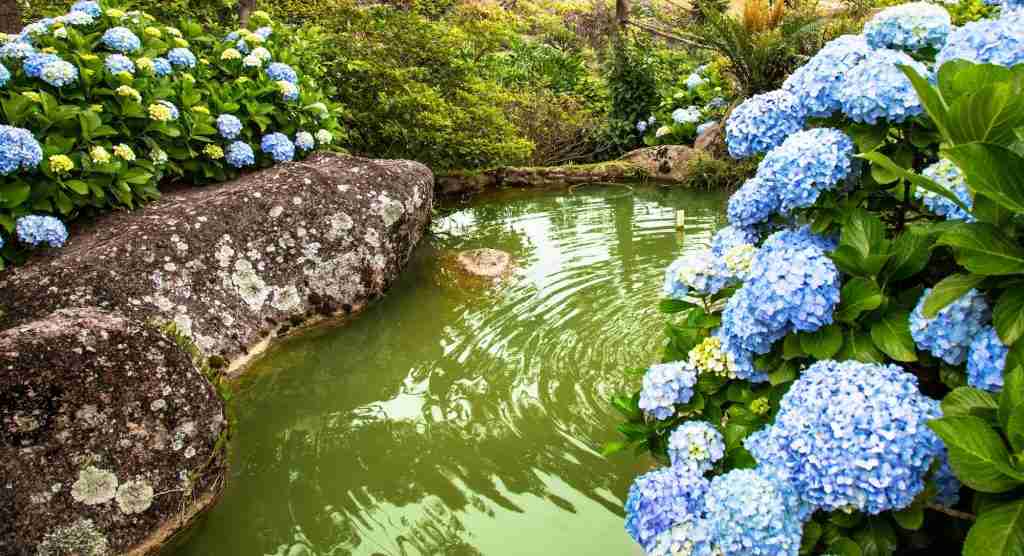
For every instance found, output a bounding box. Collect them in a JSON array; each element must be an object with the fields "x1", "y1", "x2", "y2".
[{"x1": 0, "y1": 152, "x2": 434, "y2": 555}]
